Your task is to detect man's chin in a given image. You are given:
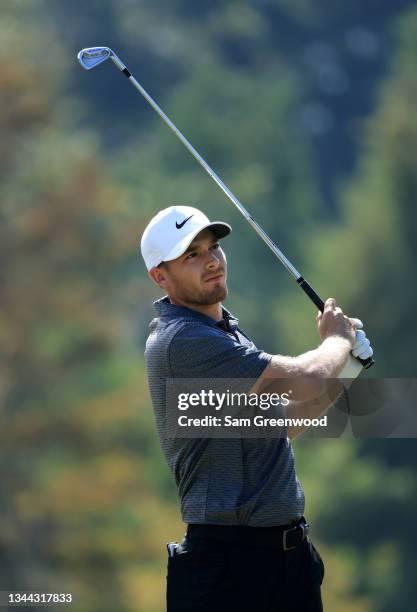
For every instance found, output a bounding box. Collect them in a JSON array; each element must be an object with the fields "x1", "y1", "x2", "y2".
[{"x1": 200, "y1": 284, "x2": 228, "y2": 305}]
